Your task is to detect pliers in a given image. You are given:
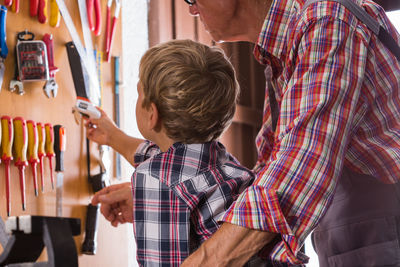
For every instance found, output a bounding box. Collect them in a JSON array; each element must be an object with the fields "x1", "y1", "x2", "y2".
[
  {"x1": 87, "y1": 0, "x2": 101, "y2": 36},
  {"x1": 105, "y1": 0, "x2": 120, "y2": 62}
]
